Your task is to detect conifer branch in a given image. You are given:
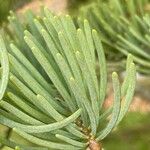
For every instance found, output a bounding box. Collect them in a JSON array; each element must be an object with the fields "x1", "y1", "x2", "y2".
[{"x1": 0, "y1": 7, "x2": 136, "y2": 149}]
